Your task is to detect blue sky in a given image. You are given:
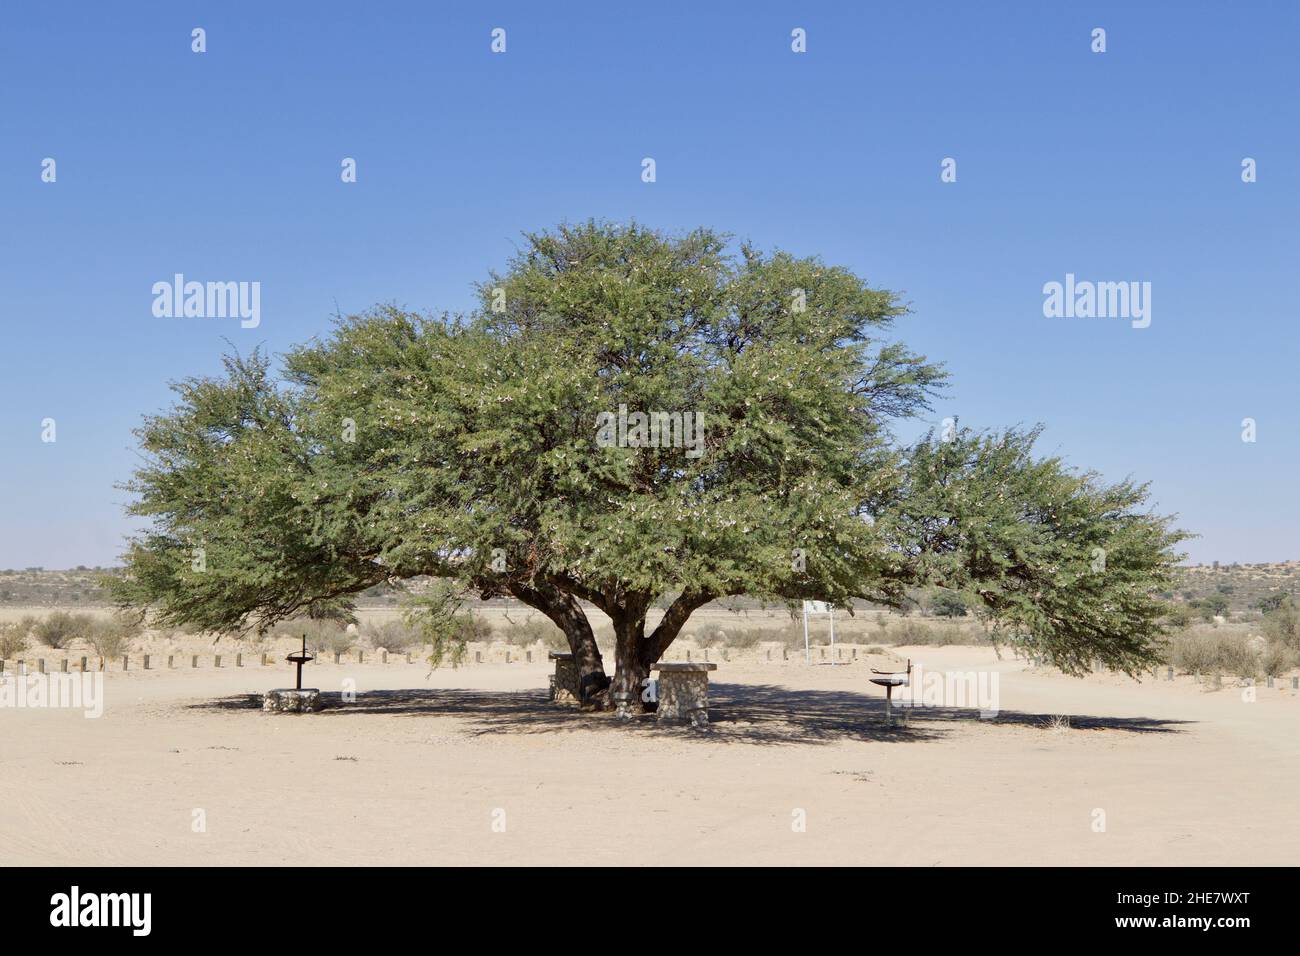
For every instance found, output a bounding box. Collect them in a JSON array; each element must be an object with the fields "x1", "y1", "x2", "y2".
[{"x1": 2, "y1": 0, "x2": 1297, "y2": 568}]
